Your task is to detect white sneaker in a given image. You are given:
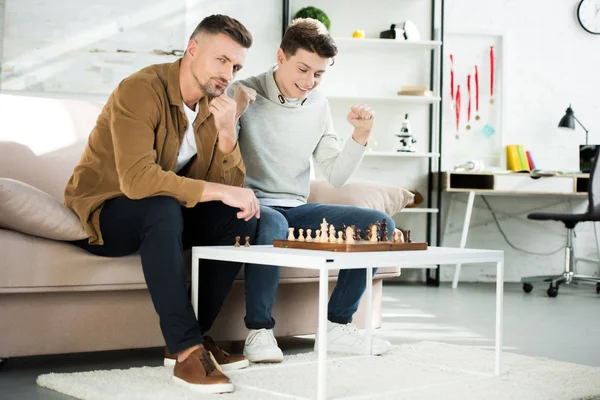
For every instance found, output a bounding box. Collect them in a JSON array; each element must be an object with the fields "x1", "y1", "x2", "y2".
[
  {"x1": 314, "y1": 321, "x2": 392, "y2": 355},
  {"x1": 243, "y1": 329, "x2": 284, "y2": 363}
]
